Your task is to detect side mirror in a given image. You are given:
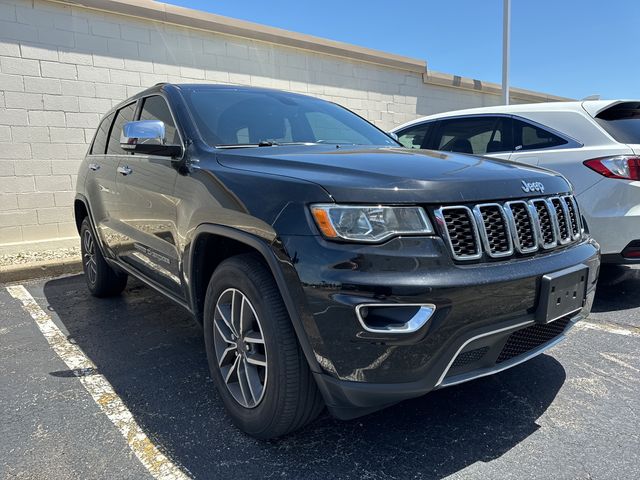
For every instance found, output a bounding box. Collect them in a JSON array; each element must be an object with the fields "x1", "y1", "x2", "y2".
[
  {"x1": 120, "y1": 120, "x2": 182, "y2": 158},
  {"x1": 387, "y1": 131, "x2": 399, "y2": 142}
]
